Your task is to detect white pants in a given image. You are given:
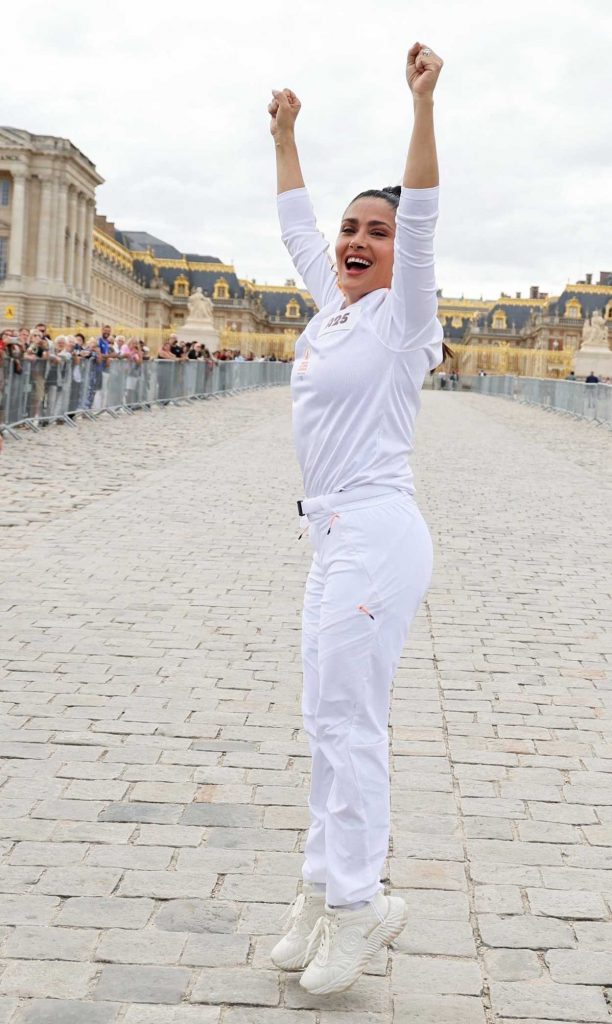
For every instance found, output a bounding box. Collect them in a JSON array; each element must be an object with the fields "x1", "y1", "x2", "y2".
[{"x1": 300, "y1": 486, "x2": 433, "y2": 906}]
